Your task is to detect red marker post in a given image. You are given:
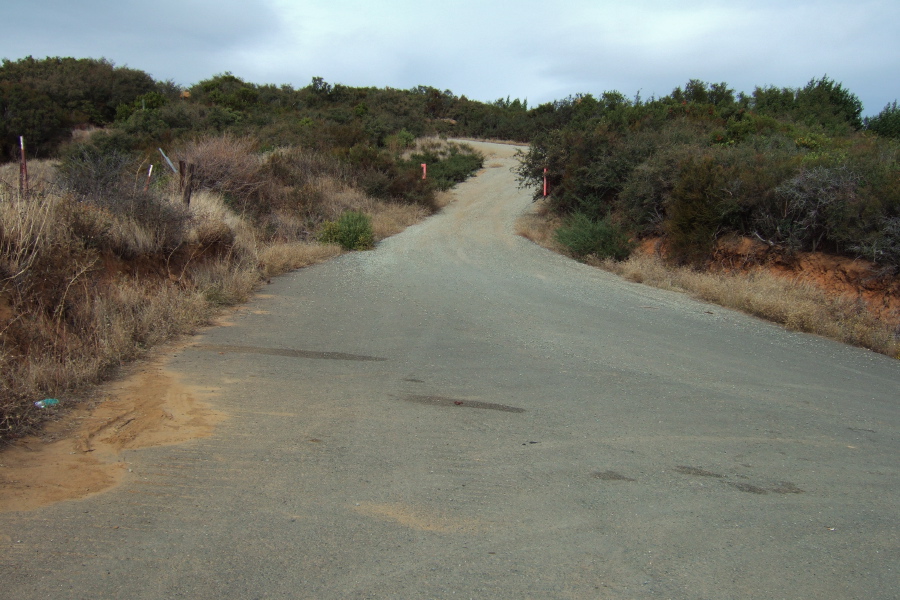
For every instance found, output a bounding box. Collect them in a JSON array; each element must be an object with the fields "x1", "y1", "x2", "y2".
[
  {"x1": 421, "y1": 163, "x2": 427, "y2": 180},
  {"x1": 543, "y1": 167, "x2": 548, "y2": 197}
]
